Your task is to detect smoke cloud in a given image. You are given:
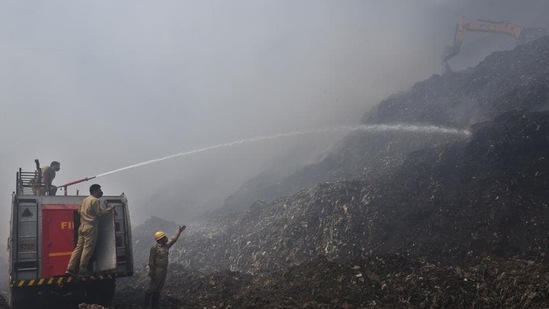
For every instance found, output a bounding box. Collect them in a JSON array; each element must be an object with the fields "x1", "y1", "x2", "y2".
[{"x1": 1, "y1": 0, "x2": 548, "y2": 233}]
